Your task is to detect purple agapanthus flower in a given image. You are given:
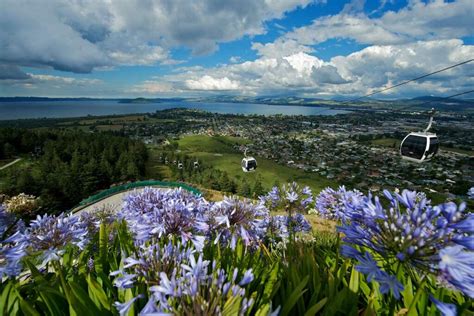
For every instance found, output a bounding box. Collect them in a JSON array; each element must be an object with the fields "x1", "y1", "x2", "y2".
[
  {"x1": 261, "y1": 182, "x2": 313, "y2": 214},
  {"x1": 355, "y1": 252, "x2": 382, "y2": 282},
  {"x1": 207, "y1": 196, "x2": 268, "y2": 249},
  {"x1": 0, "y1": 204, "x2": 27, "y2": 279},
  {"x1": 119, "y1": 188, "x2": 209, "y2": 246},
  {"x1": 111, "y1": 241, "x2": 194, "y2": 289},
  {"x1": 315, "y1": 186, "x2": 365, "y2": 222},
  {"x1": 148, "y1": 260, "x2": 254, "y2": 315},
  {"x1": 438, "y1": 246, "x2": 474, "y2": 298},
  {"x1": 430, "y1": 296, "x2": 457, "y2": 316},
  {"x1": 78, "y1": 206, "x2": 115, "y2": 235},
  {"x1": 268, "y1": 213, "x2": 311, "y2": 239},
  {"x1": 376, "y1": 271, "x2": 404, "y2": 300},
  {"x1": 14, "y1": 213, "x2": 89, "y2": 266},
  {"x1": 0, "y1": 242, "x2": 26, "y2": 279},
  {"x1": 338, "y1": 189, "x2": 474, "y2": 298},
  {"x1": 113, "y1": 294, "x2": 144, "y2": 316}
]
